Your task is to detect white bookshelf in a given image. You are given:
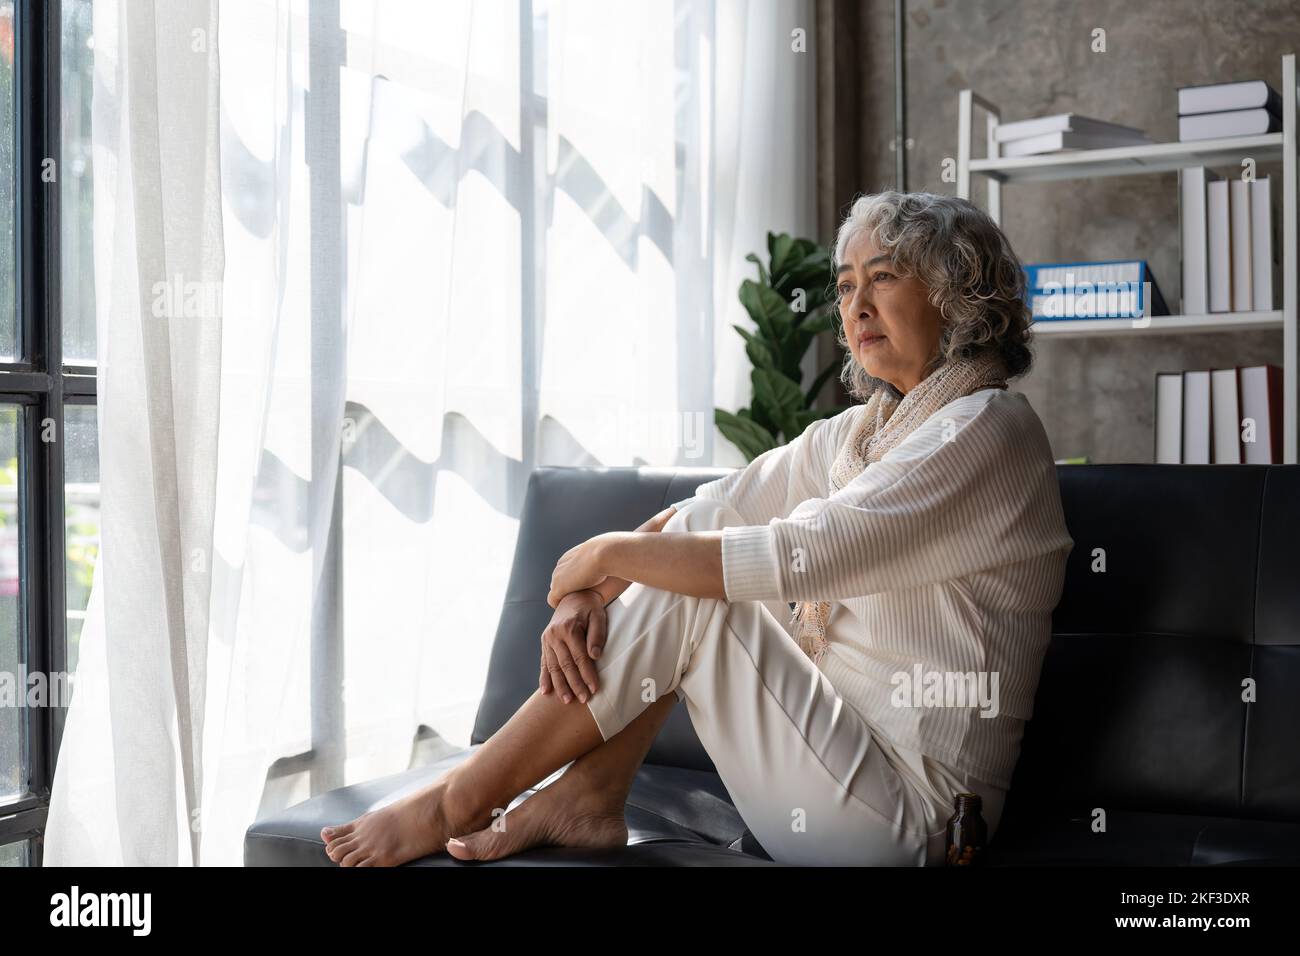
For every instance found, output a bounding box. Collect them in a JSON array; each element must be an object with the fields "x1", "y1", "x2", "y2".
[
  {"x1": 956, "y1": 53, "x2": 1298, "y2": 464},
  {"x1": 1031, "y1": 310, "x2": 1283, "y2": 338}
]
